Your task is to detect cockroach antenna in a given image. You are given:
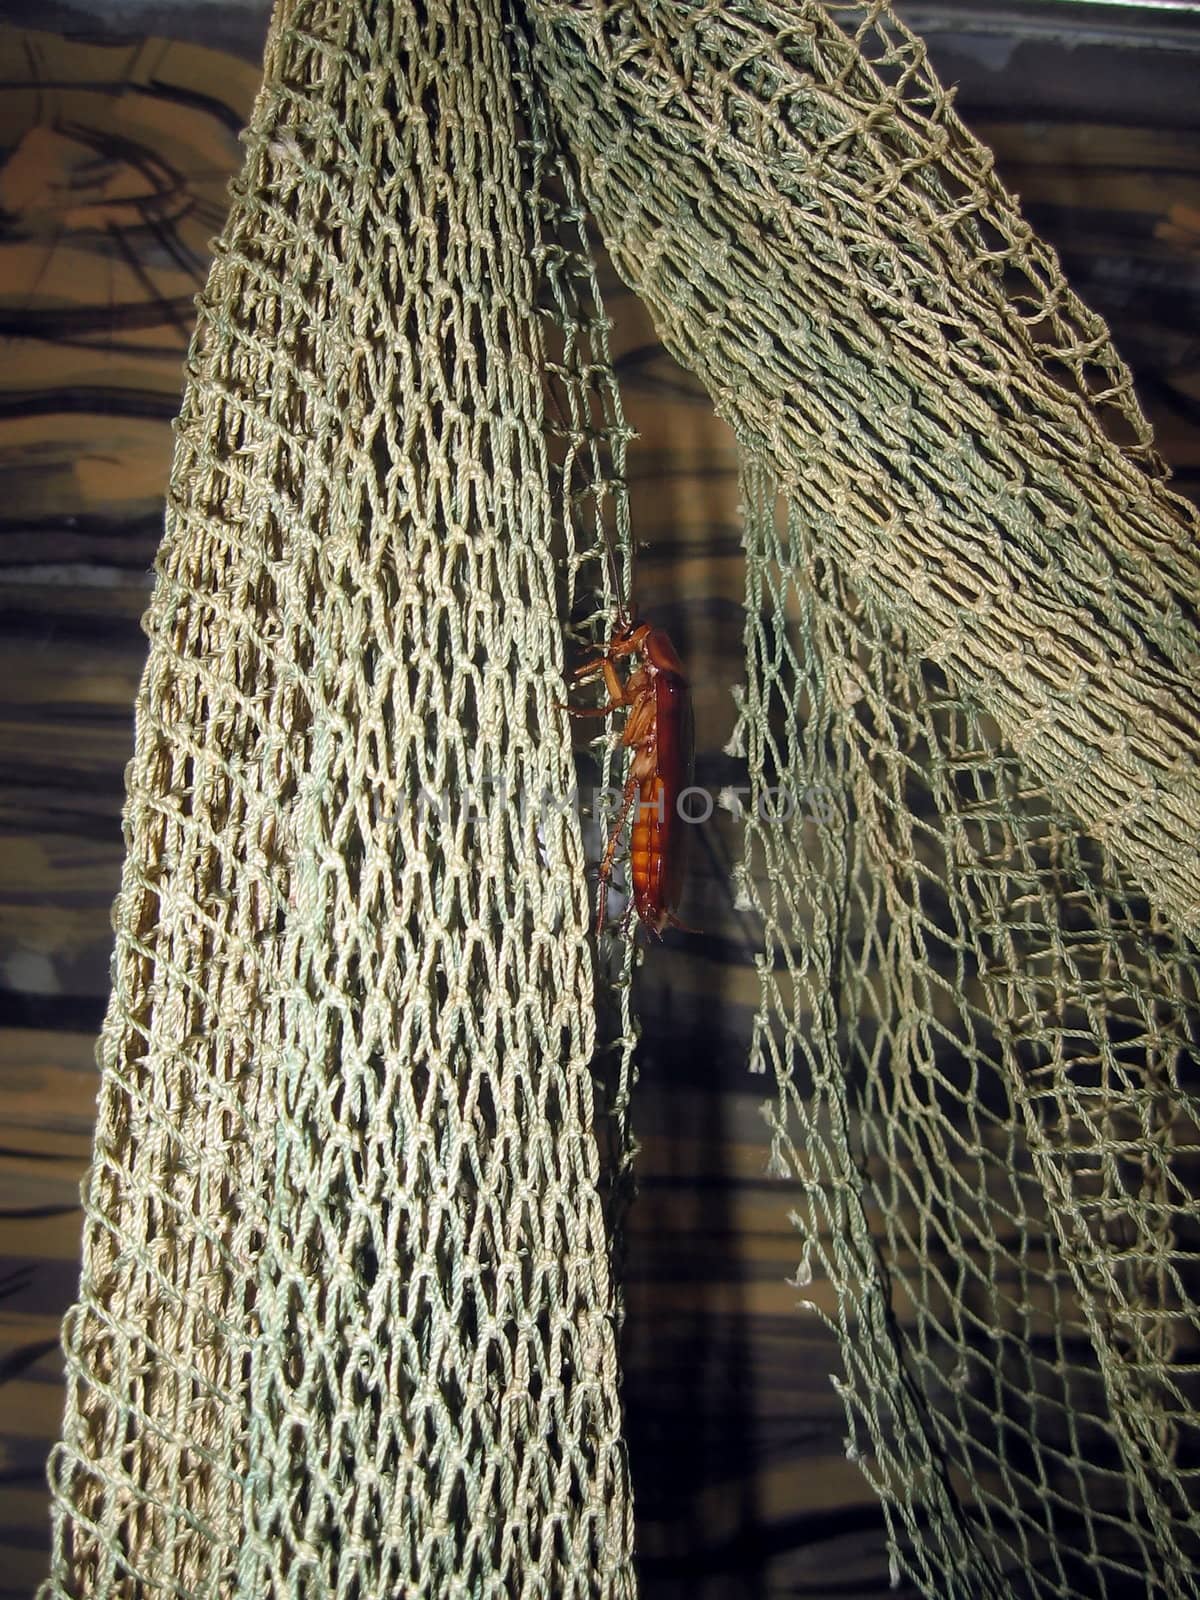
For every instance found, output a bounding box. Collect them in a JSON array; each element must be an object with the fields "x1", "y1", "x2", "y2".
[{"x1": 599, "y1": 518, "x2": 631, "y2": 630}]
